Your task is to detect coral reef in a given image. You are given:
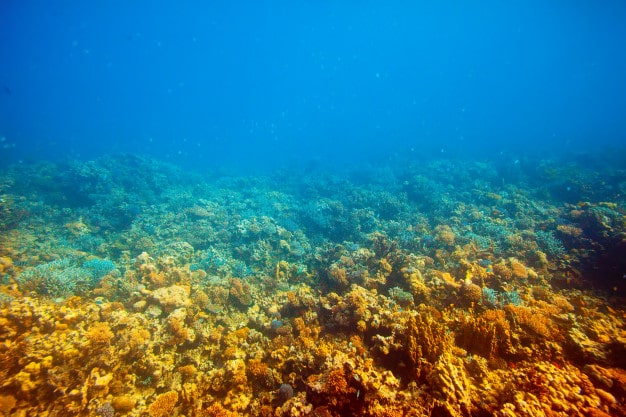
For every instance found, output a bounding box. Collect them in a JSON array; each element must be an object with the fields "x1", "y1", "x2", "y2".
[{"x1": 0, "y1": 153, "x2": 625, "y2": 416}]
